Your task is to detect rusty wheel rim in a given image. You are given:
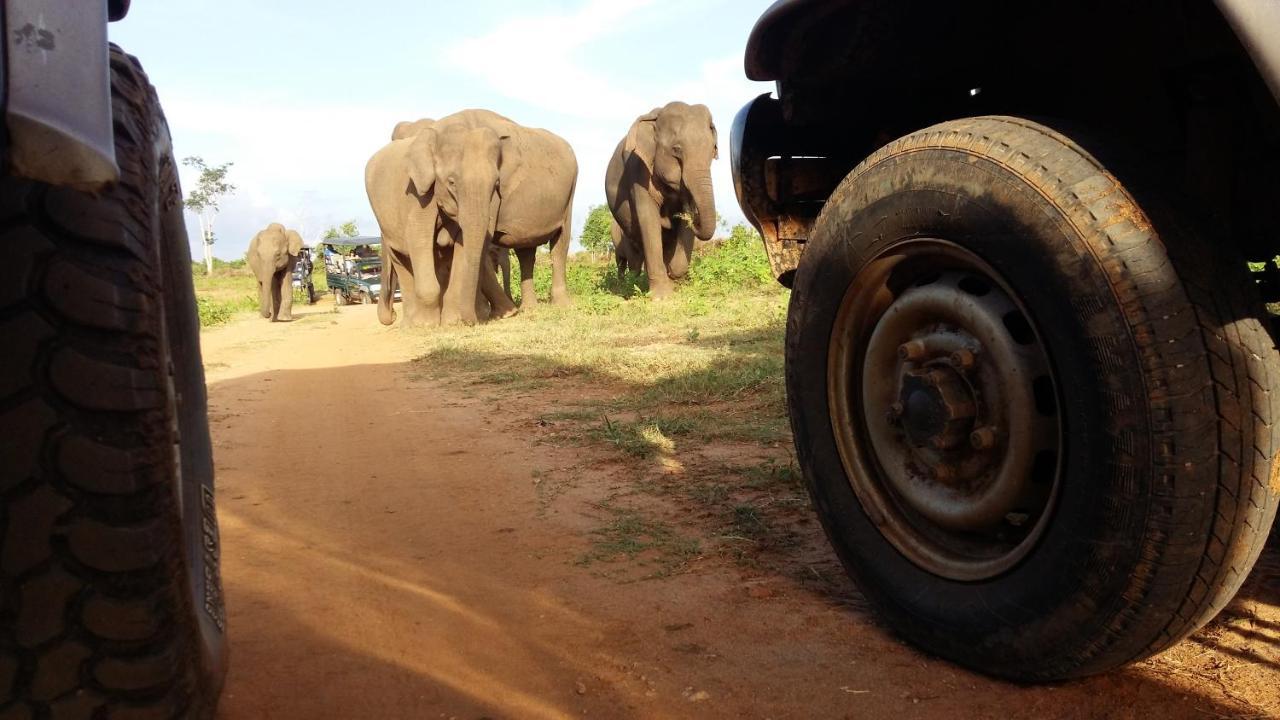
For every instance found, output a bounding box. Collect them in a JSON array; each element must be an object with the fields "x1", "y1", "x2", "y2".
[{"x1": 827, "y1": 239, "x2": 1062, "y2": 580}]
